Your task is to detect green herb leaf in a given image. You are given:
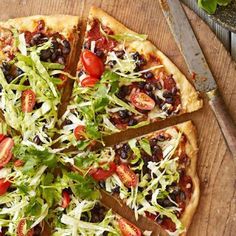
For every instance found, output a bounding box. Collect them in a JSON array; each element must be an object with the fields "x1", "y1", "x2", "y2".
[{"x1": 139, "y1": 138, "x2": 152, "y2": 156}]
